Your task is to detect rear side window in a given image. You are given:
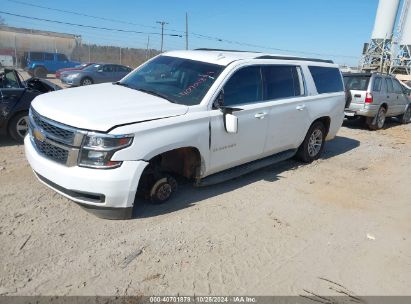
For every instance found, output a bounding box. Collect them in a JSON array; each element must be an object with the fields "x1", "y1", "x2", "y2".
[
  {"x1": 385, "y1": 78, "x2": 394, "y2": 93},
  {"x1": 30, "y1": 52, "x2": 44, "y2": 61},
  {"x1": 224, "y1": 66, "x2": 262, "y2": 106},
  {"x1": 373, "y1": 77, "x2": 382, "y2": 92},
  {"x1": 44, "y1": 53, "x2": 54, "y2": 61},
  {"x1": 309, "y1": 66, "x2": 344, "y2": 94},
  {"x1": 263, "y1": 65, "x2": 304, "y2": 100}
]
